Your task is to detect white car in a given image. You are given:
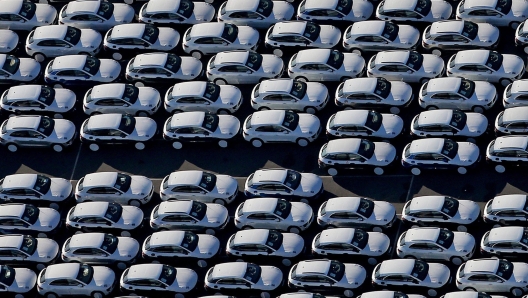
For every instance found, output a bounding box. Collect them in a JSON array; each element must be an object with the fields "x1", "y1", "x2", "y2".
[
  {"x1": 104, "y1": 24, "x2": 180, "y2": 60},
  {"x1": 142, "y1": 230, "x2": 220, "y2": 260},
  {"x1": 205, "y1": 262, "x2": 283, "y2": 294},
  {"x1": 312, "y1": 228, "x2": 391, "y2": 264},
  {"x1": 442, "y1": 293, "x2": 506, "y2": 298},
  {"x1": 504, "y1": 80, "x2": 528, "y2": 108},
  {"x1": 372, "y1": 259, "x2": 451, "y2": 297},
  {"x1": 376, "y1": 0, "x2": 452, "y2": 23},
  {"x1": 0, "y1": 54, "x2": 40, "y2": 85},
  {"x1": 218, "y1": 0, "x2": 295, "y2": 29},
  {"x1": 483, "y1": 194, "x2": 528, "y2": 226},
  {"x1": 242, "y1": 110, "x2": 321, "y2": 147},
  {"x1": 234, "y1": 198, "x2": 314, "y2": 234},
  {"x1": 83, "y1": 83, "x2": 161, "y2": 116},
  {"x1": 80, "y1": 114, "x2": 157, "y2": 152},
  {"x1": 411, "y1": 109, "x2": 488, "y2": 139},
  {"x1": 120, "y1": 264, "x2": 197, "y2": 295},
  {"x1": 62, "y1": 233, "x2": 139, "y2": 268},
  {"x1": 343, "y1": 21, "x2": 420, "y2": 53},
  {"x1": 125, "y1": 53, "x2": 203, "y2": 85},
  {"x1": 0, "y1": 0, "x2": 56, "y2": 31},
  {"x1": 159, "y1": 170, "x2": 238, "y2": 205},
  {"x1": 265, "y1": 21, "x2": 341, "y2": 51},
  {"x1": 422, "y1": 21, "x2": 500, "y2": 56},
  {"x1": 419, "y1": 78, "x2": 497, "y2": 113},
  {"x1": 335, "y1": 77, "x2": 413, "y2": 114},
  {"x1": 0, "y1": 204, "x2": 60, "y2": 237},
  {"x1": 0, "y1": 235, "x2": 59, "y2": 270},
  {"x1": 243, "y1": 168, "x2": 323, "y2": 202},
  {"x1": 37, "y1": 263, "x2": 115, "y2": 298},
  {"x1": 0, "y1": 115, "x2": 76, "y2": 153},
  {"x1": 227, "y1": 229, "x2": 304, "y2": 258},
  {"x1": 481, "y1": 226, "x2": 528, "y2": 257},
  {"x1": 44, "y1": 55, "x2": 121, "y2": 88},
  {"x1": 59, "y1": 1, "x2": 135, "y2": 31},
  {"x1": 0, "y1": 30, "x2": 19, "y2": 54},
  {"x1": 317, "y1": 197, "x2": 396, "y2": 231},
  {"x1": 359, "y1": 292, "x2": 426, "y2": 298},
  {"x1": 402, "y1": 196, "x2": 480, "y2": 231},
  {"x1": 288, "y1": 49, "x2": 365, "y2": 82},
  {"x1": 207, "y1": 50, "x2": 284, "y2": 85},
  {"x1": 251, "y1": 79, "x2": 329, "y2": 114},
  {"x1": 515, "y1": 21, "x2": 528, "y2": 53},
  {"x1": 367, "y1": 50, "x2": 444, "y2": 84},
  {"x1": 456, "y1": 258, "x2": 528, "y2": 296},
  {"x1": 75, "y1": 172, "x2": 154, "y2": 206},
  {"x1": 66, "y1": 202, "x2": 144, "y2": 233},
  {"x1": 164, "y1": 81, "x2": 242, "y2": 115},
  {"x1": 0, "y1": 85, "x2": 76, "y2": 118},
  {"x1": 139, "y1": 0, "x2": 216, "y2": 25},
  {"x1": 495, "y1": 107, "x2": 528, "y2": 134},
  {"x1": 297, "y1": 0, "x2": 374, "y2": 22},
  {"x1": 150, "y1": 200, "x2": 229, "y2": 232},
  {"x1": 288, "y1": 259, "x2": 366, "y2": 297},
  {"x1": 277, "y1": 293, "x2": 341, "y2": 298},
  {"x1": 183, "y1": 23, "x2": 259, "y2": 59},
  {"x1": 318, "y1": 138, "x2": 398, "y2": 176},
  {"x1": 486, "y1": 136, "x2": 528, "y2": 173},
  {"x1": 0, "y1": 174, "x2": 72, "y2": 204},
  {"x1": 446, "y1": 50, "x2": 525, "y2": 86},
  {"x1": 163, "y1": 112, "x2": 240, "y2": 149},
  {"x1": 326, "y1": 110, "x2": 404, "y2": 139},
  {"x1": 0, "y1": 265, "x2": 36, "y2": 296},
  {"x1": 396, "y1": 227, "x2": 476, "y2": 265},
  {"x1": 456, "y1": 0, "x2": 528, "y2": 29},
  {"x1": 401, "y1": 138, "x2": 480, "y2": 175},
  {"x1": 26, "y1": 25, "x2": 102, "y2": 61}
]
